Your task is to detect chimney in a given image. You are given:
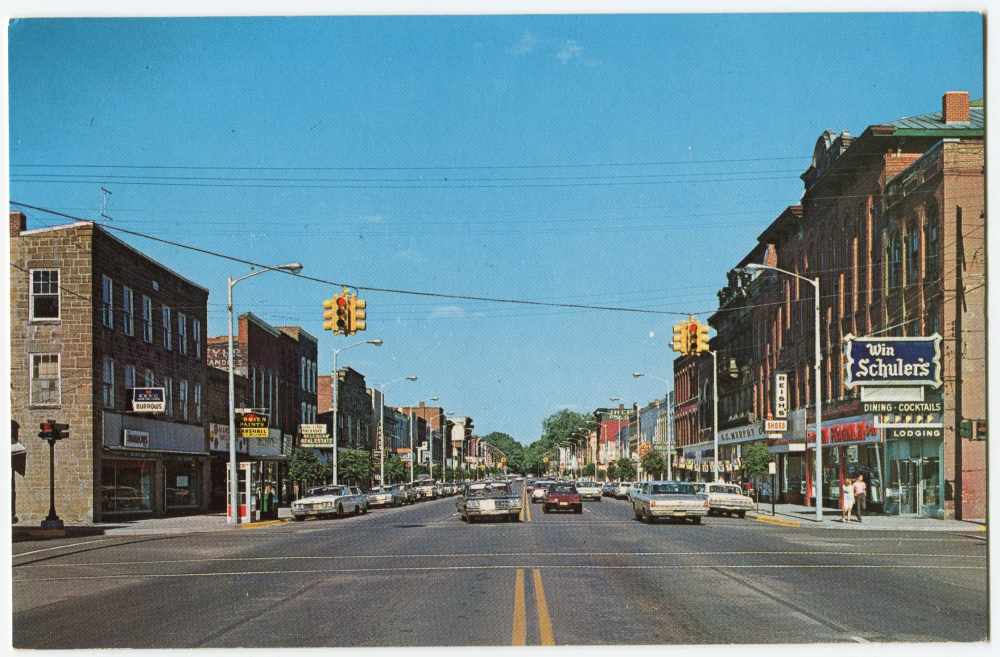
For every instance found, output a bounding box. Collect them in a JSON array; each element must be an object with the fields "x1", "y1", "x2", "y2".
[
  {"x1": 9, "y1": 211, "x2": 26, "y2": 238},
  {"x1": 942, "y1": 91, "x2": 970, "y2": 124}
]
